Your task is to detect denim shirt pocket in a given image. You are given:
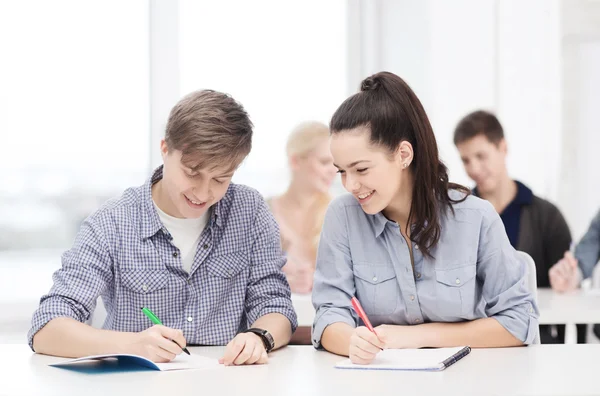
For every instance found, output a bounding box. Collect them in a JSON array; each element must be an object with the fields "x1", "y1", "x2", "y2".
[
  {"x1": 120, "y1": 269, "x2": 172, "y2": 330},
  {"x1": 353, "y1": 264, "x2": 399, "y2": 316},
  {"x1": 435, "y1": 265, "x2": 477, "y2": 318},
  {"x1": 206, "y1": 251, "x2": 249, "y2": 279}
]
